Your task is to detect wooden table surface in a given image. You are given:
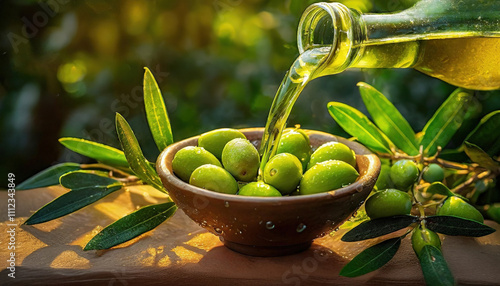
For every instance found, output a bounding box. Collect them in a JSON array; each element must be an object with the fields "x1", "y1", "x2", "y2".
[{"x1": 1, "y1": 186, "x2": 500, "y2": 285}]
